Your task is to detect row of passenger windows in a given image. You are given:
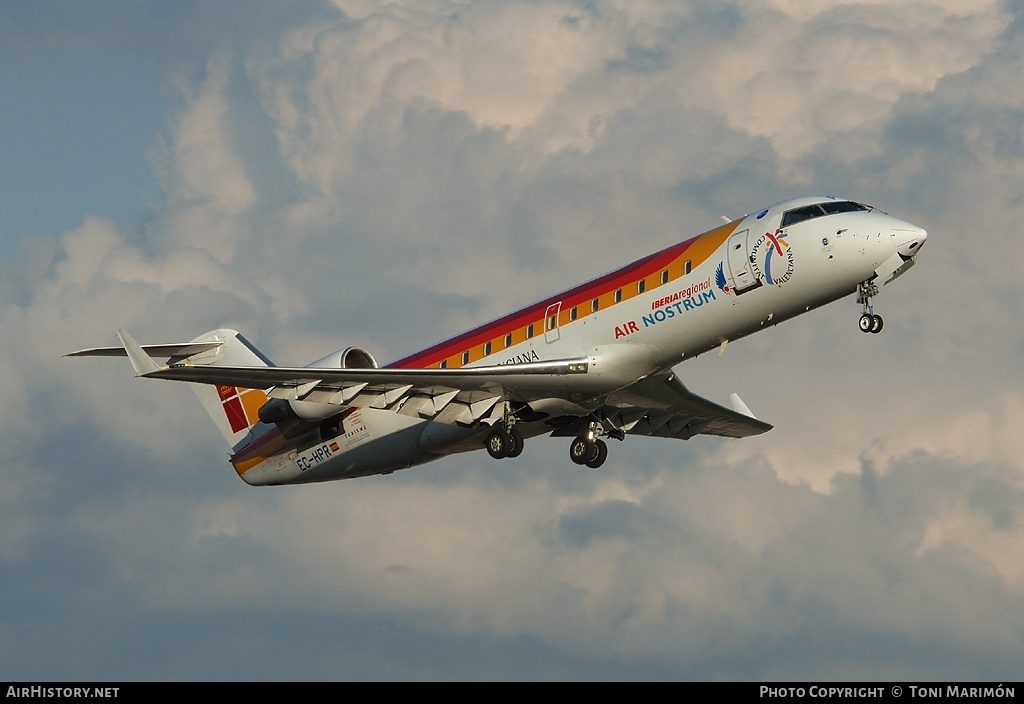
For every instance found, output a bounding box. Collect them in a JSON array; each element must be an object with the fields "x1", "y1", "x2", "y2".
[{"x1": 439, "y1": 260, "x2": 693, "y2": 368}]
